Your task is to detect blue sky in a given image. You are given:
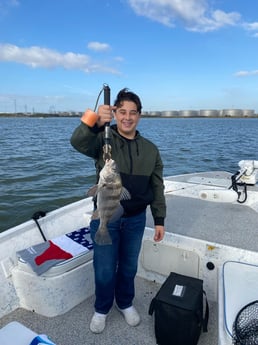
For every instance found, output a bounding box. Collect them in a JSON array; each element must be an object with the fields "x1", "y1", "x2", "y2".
[{"x1": 1, "y1": 0, "x2": 258, "y2": 113}]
